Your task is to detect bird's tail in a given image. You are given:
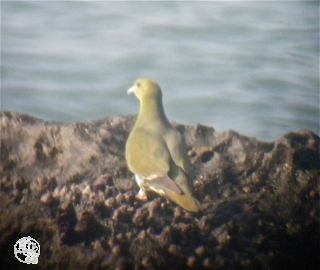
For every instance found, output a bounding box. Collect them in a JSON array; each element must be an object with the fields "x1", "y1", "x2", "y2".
[{"x1": 164, "y1": 188, "x2": 202, "y2": 212}]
